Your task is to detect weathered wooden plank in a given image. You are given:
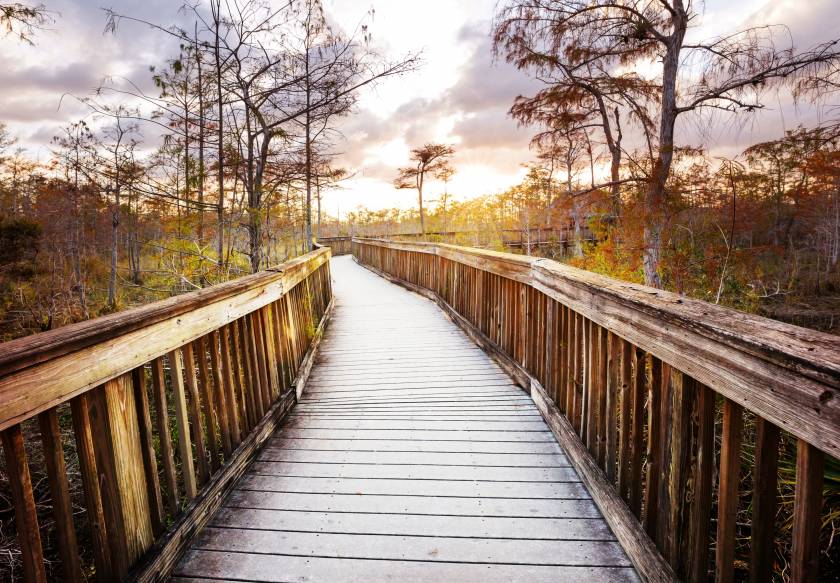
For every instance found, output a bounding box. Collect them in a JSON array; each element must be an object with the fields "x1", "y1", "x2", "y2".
[
  {"x1": 267, "y1": 436, "x2": 559, "y2": 453},
  {"x1": 715, "y1": 399, "x2": 744, "y2": 583},
  {"x1": 791, "y1": 439, "x2": 824, "y2": 583},
  {"x1": 617, "y1": 338, "x2": 632, "y2": 500},
  {"x1": 175, "y1": 549, "x2": 639, "y2": 583},
  {"x1": 1, "y1": 424, "x2": 47, "y2": 583},
  {"x1": 210, "y1": 507, "x2": 615, "y2": 540},
  {"x1": 87, "y1": 374, "x2": 155, "y2": 576},
  {"x1": 208, "y1": 330, "x2": 232, "y2": 457},
  {"x1": 283, "y1": 417, "x2": 550, "y2": 430},
  {"x1": 276, "y1": 427, "x2": 556, "y2": 441},
  {"x1": 131, "y1": 367, "x2": 164, "y2": 535},
  {"x1": 225, "y1": 489, "x2": 599, "y2": 518},
  {"x1": 219, "y1": 326, "x2": 241, "y2": 448},
  {"x1": 686, "y1": 383, "x2": 715, "y2": 583},
  {"x1": 749, "y1": 417, "x2": 779, "y2": 583},
  {"x1": 194, "y1": 336, "x2": 220, "y2": 472},
  {"x1": 70, "y1": 393, "x2": 112, "y2": 579},
  {"x1": 168, "y1": 349, "x2": 197, "y2": 500},
  {"x1": 237, "y1": 474, "x2": 584, "y2": 498},
  {"x1": 180, "y1": 343, "x2": 210, "y2": 486},
  {"x1": 151, "y1": 357, "x2": 180, "y2": 514},
  {"x1": 643, "y1": 355, "x2": 662, "y2": 538},
  {"x1": 192, "y1": 528, "x2": 630, "y2": 566},
  {"x1": 249, "y1": 460, "x2": 579, "y2": 481},
  {"x1": 257, "y1": 448, "x2": 569, "y2": 467},
  {"x1": 37, "y1": 409, "x2": 82, "y2": 582}
]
